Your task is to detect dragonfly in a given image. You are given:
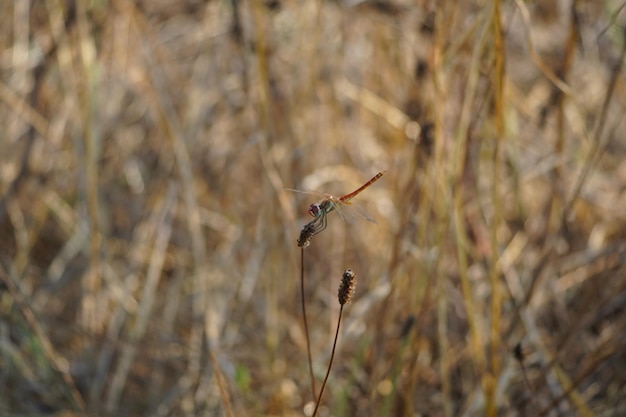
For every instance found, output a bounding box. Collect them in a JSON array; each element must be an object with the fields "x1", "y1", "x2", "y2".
[{"x1": 290, "y1": 170, "x2": 387, "y2": 242}]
